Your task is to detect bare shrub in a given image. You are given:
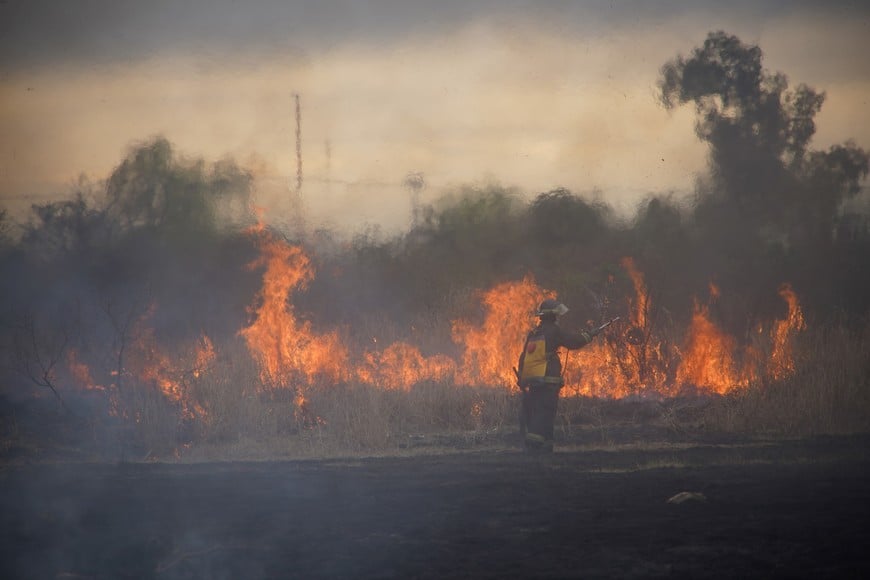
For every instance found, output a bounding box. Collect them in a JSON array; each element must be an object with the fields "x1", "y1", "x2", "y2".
[{"x1": 9, "y1": 309, "x2": 73, "y2": 410}]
